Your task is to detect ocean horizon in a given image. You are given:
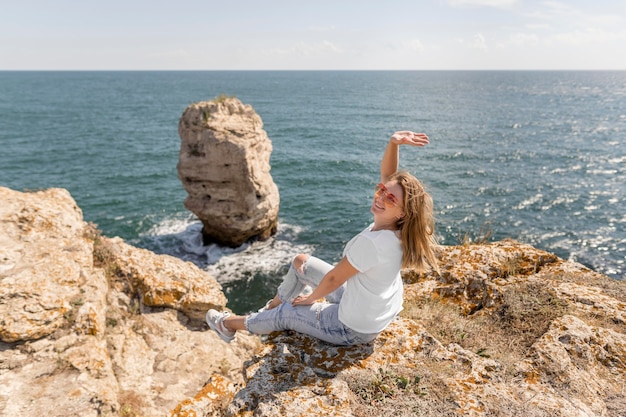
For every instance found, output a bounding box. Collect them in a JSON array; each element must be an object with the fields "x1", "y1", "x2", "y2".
[{"x1": 1, "y1": 70, "x2": 624, "y2": 313}]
